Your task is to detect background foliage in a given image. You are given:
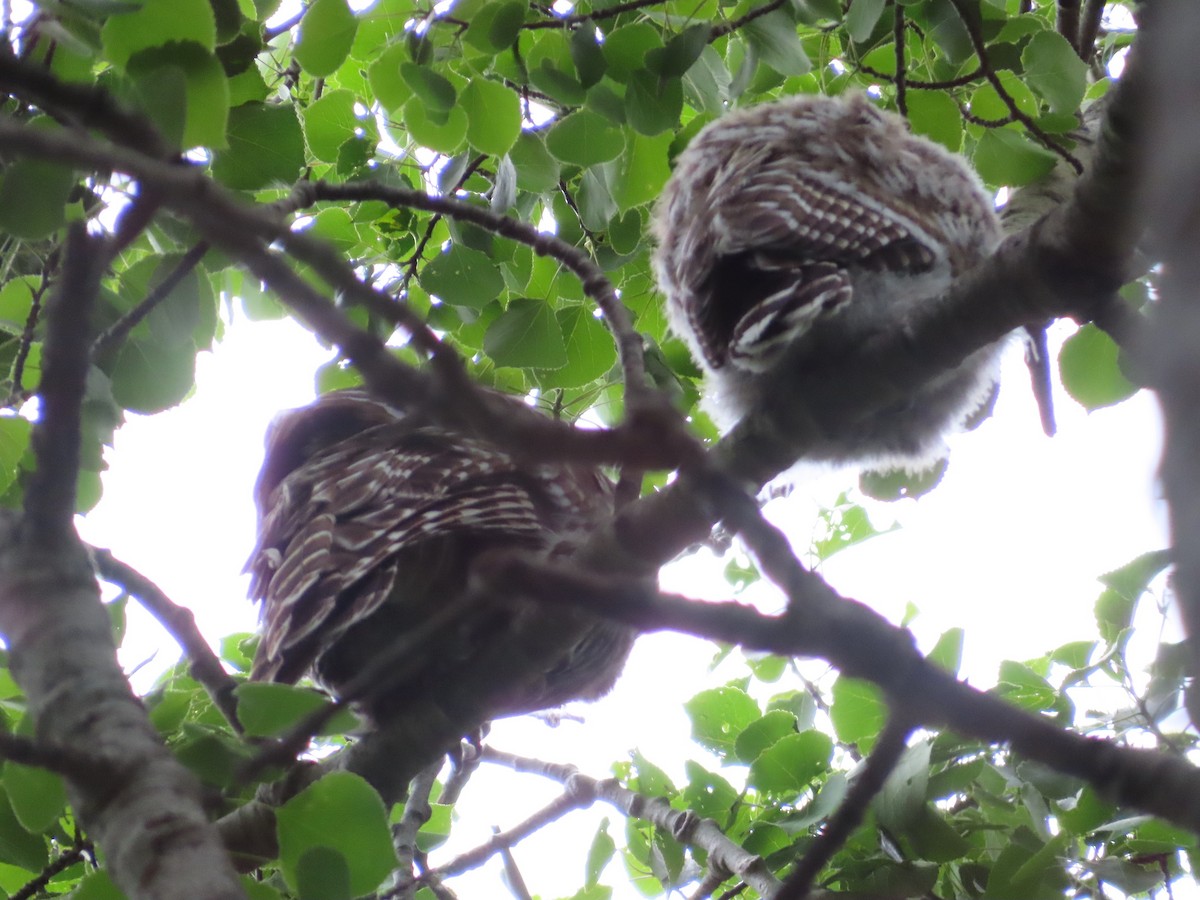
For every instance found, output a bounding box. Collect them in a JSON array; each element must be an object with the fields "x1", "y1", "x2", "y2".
[{"x1": 0, "y1": 0, "x2": 1189, "y2": 899}]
